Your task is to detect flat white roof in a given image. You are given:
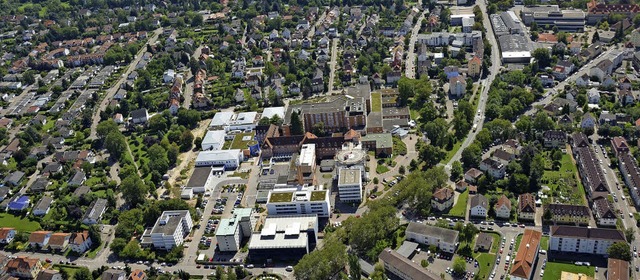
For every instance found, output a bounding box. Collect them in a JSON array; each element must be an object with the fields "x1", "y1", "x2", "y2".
[
  {"x1": 196, "y1": 149, "x2": 242, "y2": 162},
  {"x1": 202, "y1": 130, "x2": 226, "y2": 146},
  {"x1": 210, "y1": 112, "x2": 234, "y2": 127},
  {"x1": 233, "y1": 112, "x2": 258, "y2": 125},
  {"x1": 248, "y1": 214, "x2": 317, "y2": 250},
  {"x1": 502, "y1": 51, "x2": 531, "y2": 58},
  {"x1": 298, "y1": 144, "x2": 316, "y2": 166},
  {"x1": 261, "y1": 107, "x2": 285, "y2": 120}
]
